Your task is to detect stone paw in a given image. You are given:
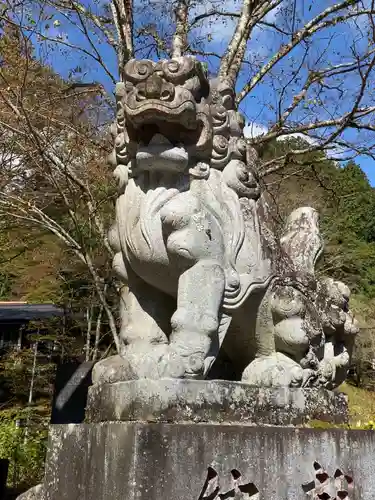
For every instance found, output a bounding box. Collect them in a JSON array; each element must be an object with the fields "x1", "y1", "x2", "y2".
[
  {"x1": 92, "y1": 344, "x2": 192, "y2": 383},
  {"x1": 92, "y1": 354, "x2": 133, "y2": 384},
  {"x1": 241, "y1": 352, "x2": 304, "y2": 387}
]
